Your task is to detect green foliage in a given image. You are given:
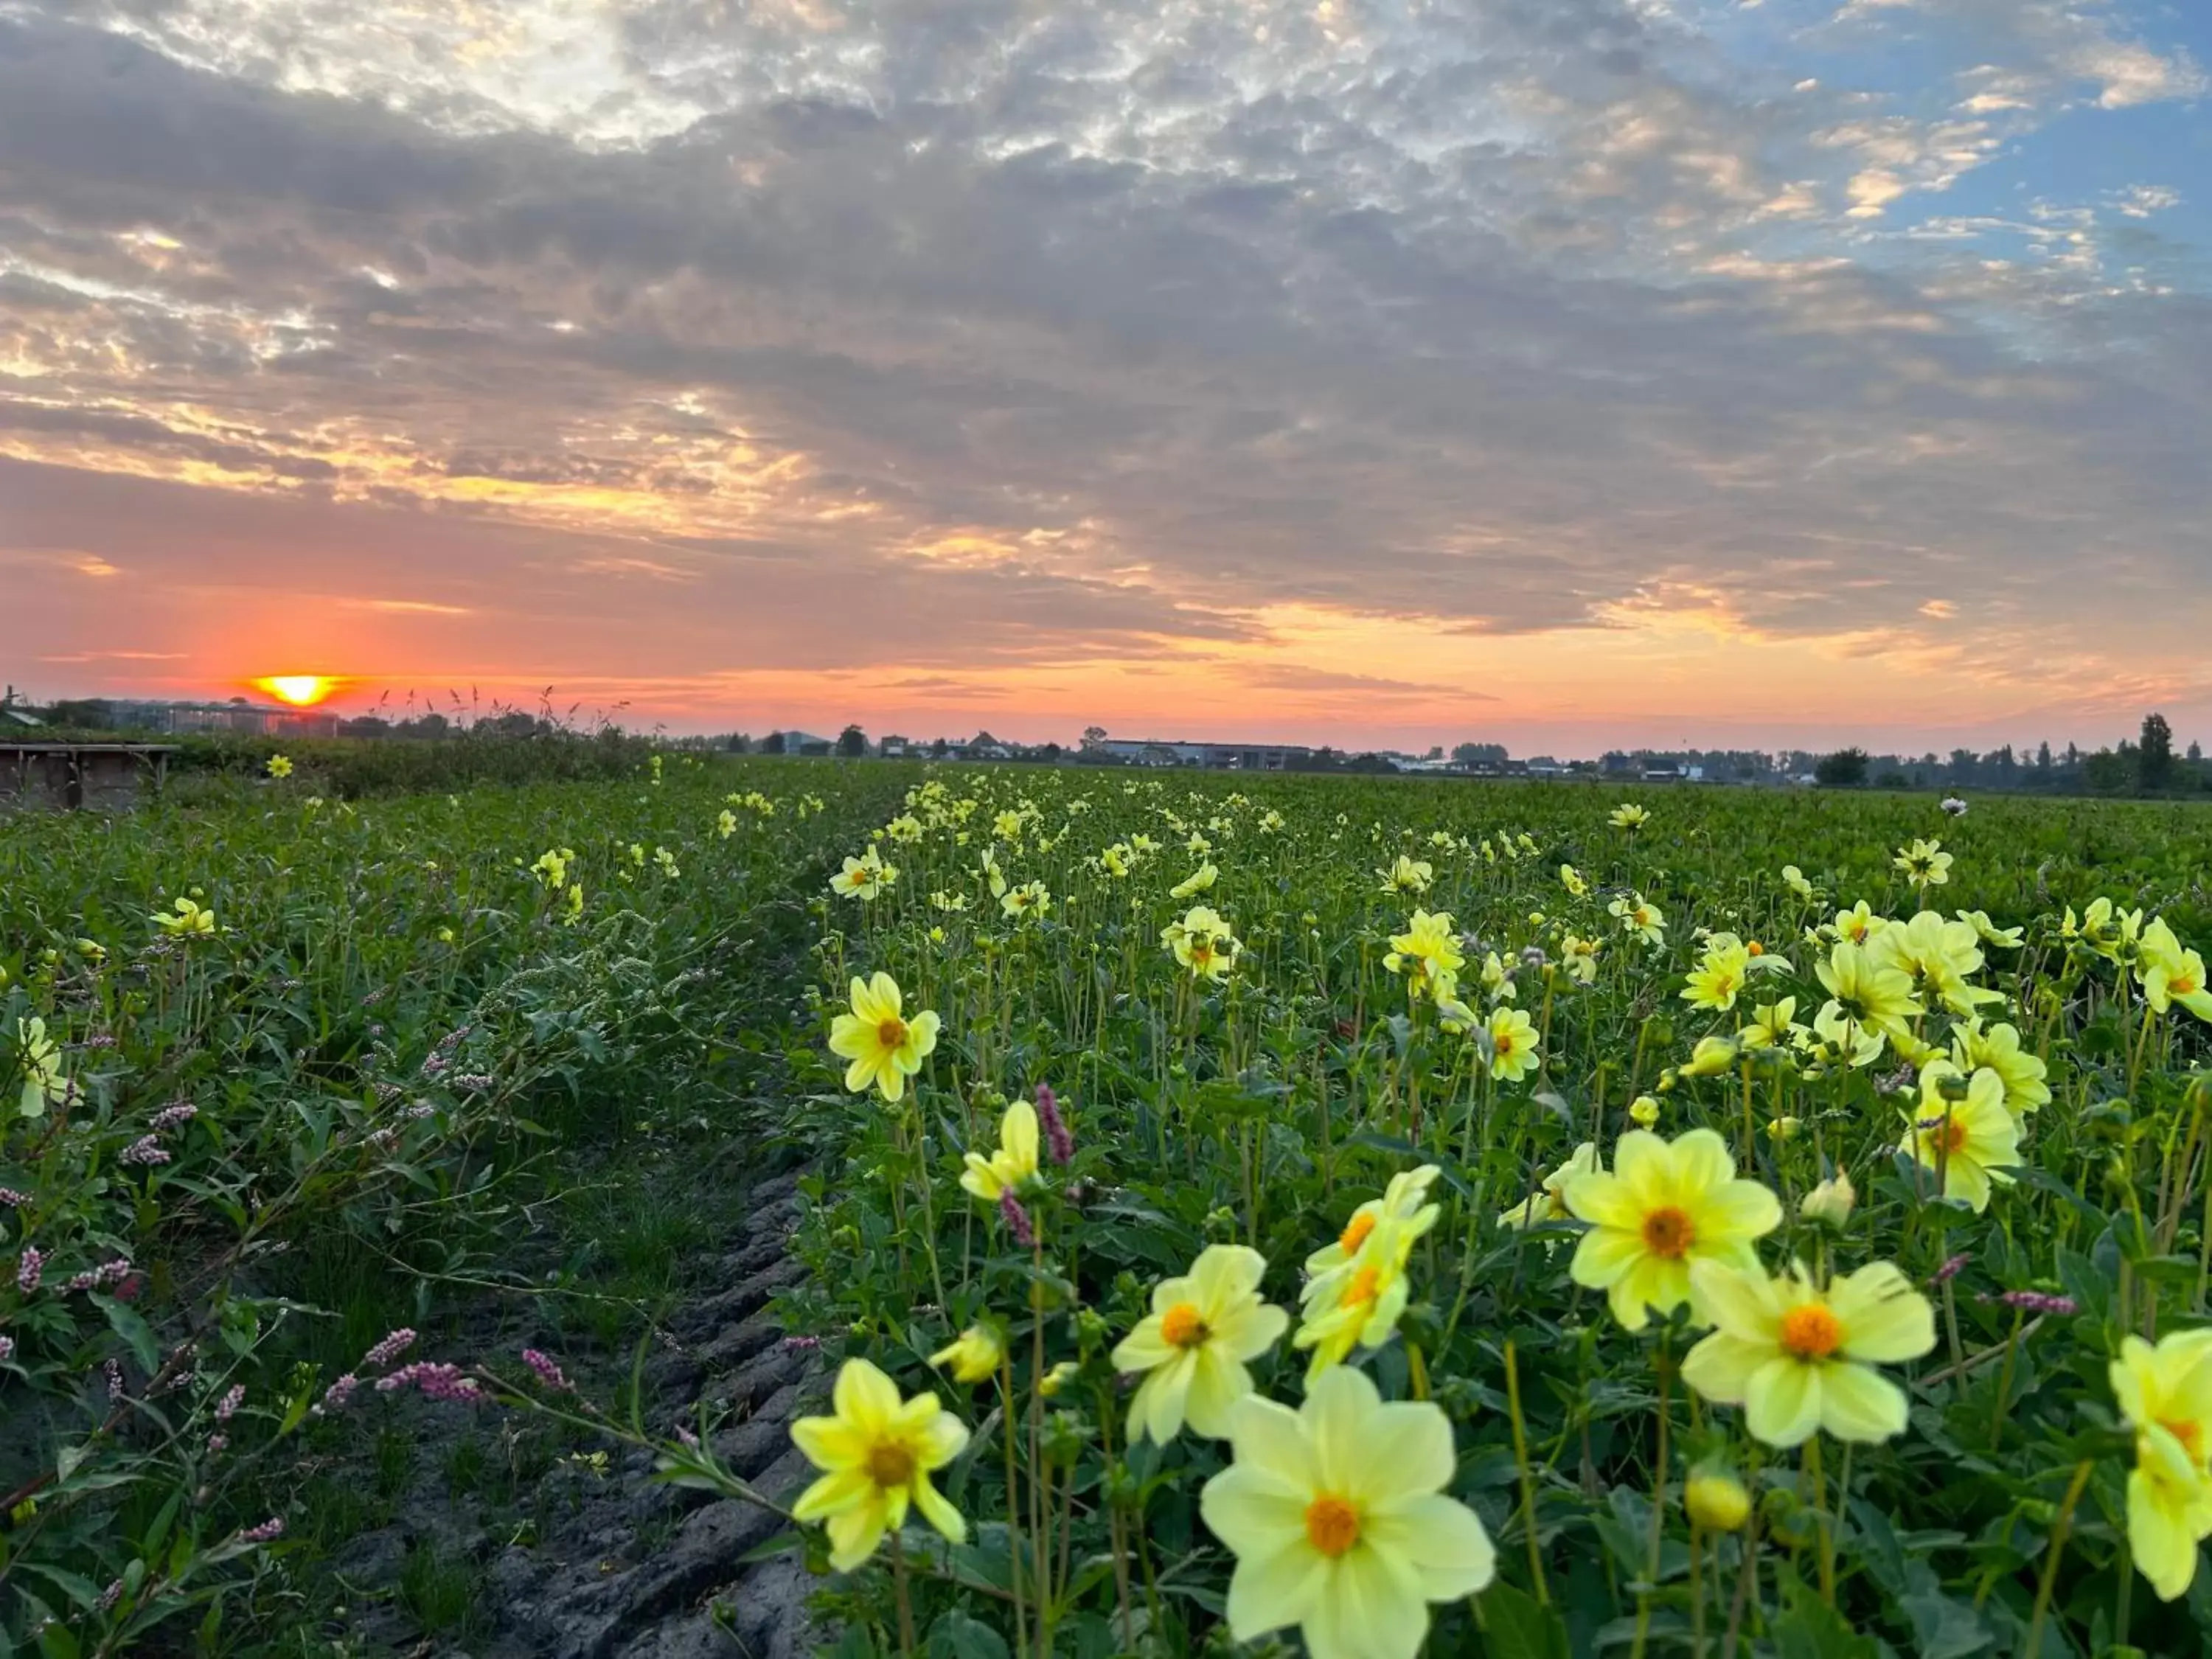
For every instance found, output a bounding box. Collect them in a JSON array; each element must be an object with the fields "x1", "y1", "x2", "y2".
[{"x1": 0, "y1": 752, "x2": 900, "y2": 1648}]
